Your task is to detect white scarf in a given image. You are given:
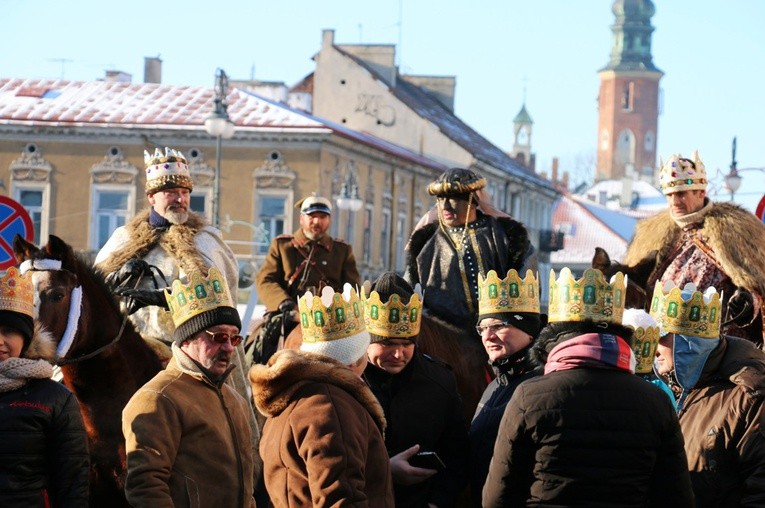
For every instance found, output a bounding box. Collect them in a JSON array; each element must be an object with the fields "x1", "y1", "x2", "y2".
[{"x1": 0, "y1": 358, "x2": 54, "y2": 392}]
